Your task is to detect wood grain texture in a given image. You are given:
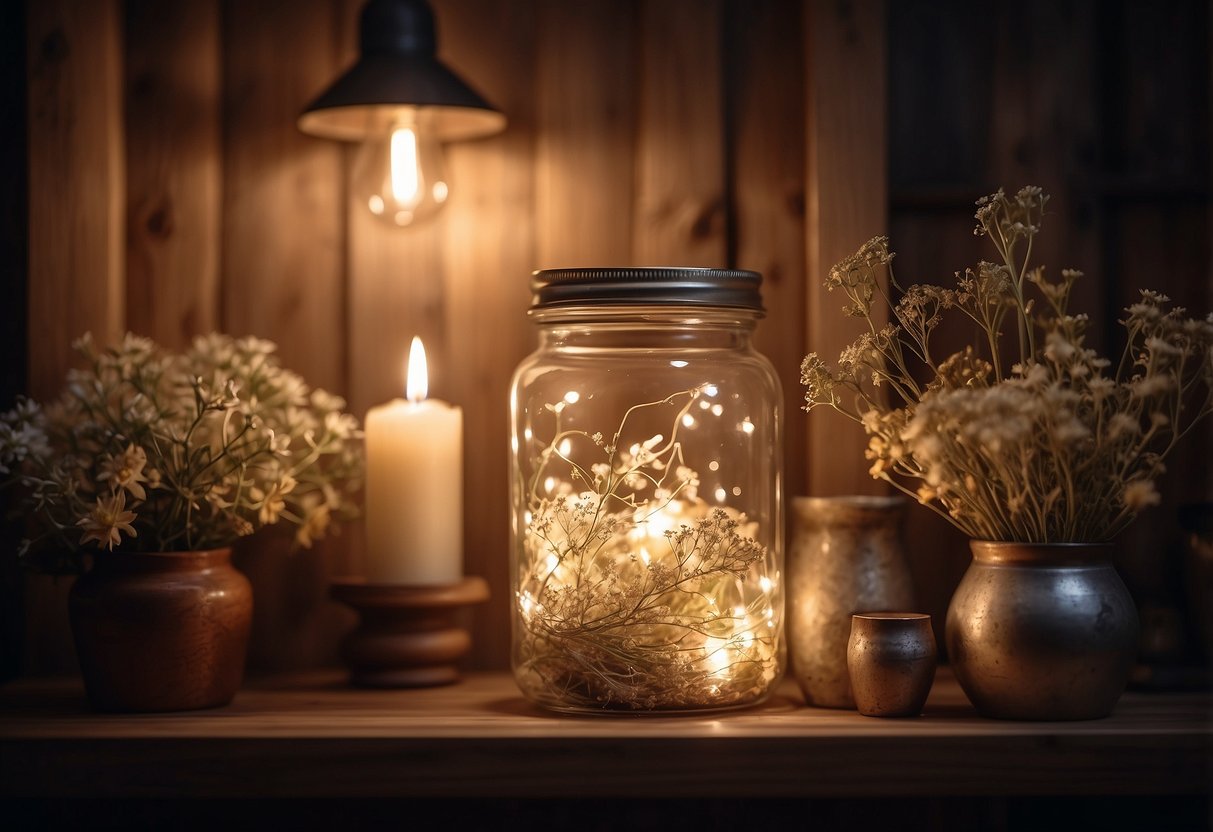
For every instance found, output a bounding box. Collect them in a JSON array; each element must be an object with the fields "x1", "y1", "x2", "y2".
[
  {"x1": 1111, "y1": 203, "x2": 1213, "y2": 601},
  {"x1": 124, "y1": 0, "x2": 221, "y2": 349},
  {"x1": 0, "y1": 671, "x2": 1207, "y2": 798},
  {"x1": 1097, "y1": 1, "x2": 1213, "y2": 607},
  {"x1": 728, "y1": 0, "x2": 809, "y2": 514},
  {"x1": 342, "y1": 0, "x2": 447, "y2": 421},
  {"x1": 221, "y1": 0, "x2": 351, "y2": 674},
  {"x1": 19, "y1": 0, "x2": 1208, "y2": 690},
  {"x1": 27, "y1": 0, "x2": 125, "y2": 399},
  {"x1": 803, "y1": 0, "x2": 889, "y2": 497},
  {"x1": 25, "y1": 0, "x2": 125, "y2": 676},
  {"x1": 221, "y1": 0, "x2": 344, "y2": 393},
  {"x1": 534, "y1": 0, "x2": 638, "y2": 268},
  {"x1": 633, "y1": 0, "x2": 727, "y2": 266},
  {"x1": 436, "y1": 0, "x2": 537, "y2": 669},
  {"x1": 989, "y1": 0, "x2": 1101, "y2": 348},
  {"x1": 885, "y1": 0, "x2": 1213, "y2": 658}
]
